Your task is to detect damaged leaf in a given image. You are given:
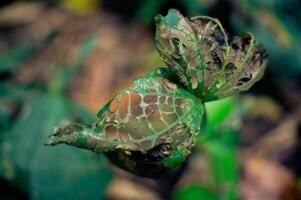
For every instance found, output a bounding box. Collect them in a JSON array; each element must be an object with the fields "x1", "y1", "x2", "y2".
[
  {"x1": 155, "y1": 9, "x2": 268, "y2": 101},
  {"x1": 45, "y1": 68, "x2": 204, "y2": 178},
  {"x1": 45, "y1": 9, "x2": 267, "y2": 178}
]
